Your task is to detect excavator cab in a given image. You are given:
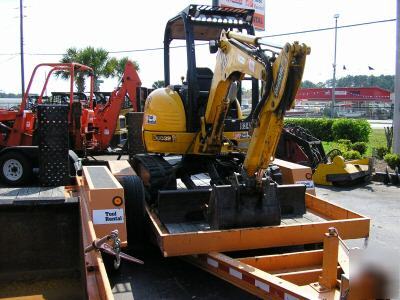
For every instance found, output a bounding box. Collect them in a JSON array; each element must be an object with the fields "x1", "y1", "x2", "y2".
[{"x1": 162, "y1": 4, "x2": 257, "y2": 133}]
